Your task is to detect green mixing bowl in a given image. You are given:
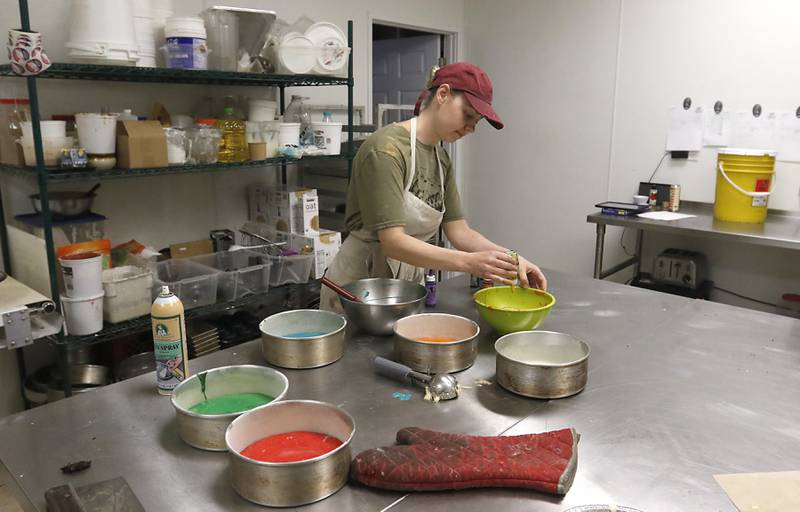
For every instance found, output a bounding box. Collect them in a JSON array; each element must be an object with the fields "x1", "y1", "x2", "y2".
[{"x1": 473, "y1": 286, "x2": 556, "y2": 334}]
